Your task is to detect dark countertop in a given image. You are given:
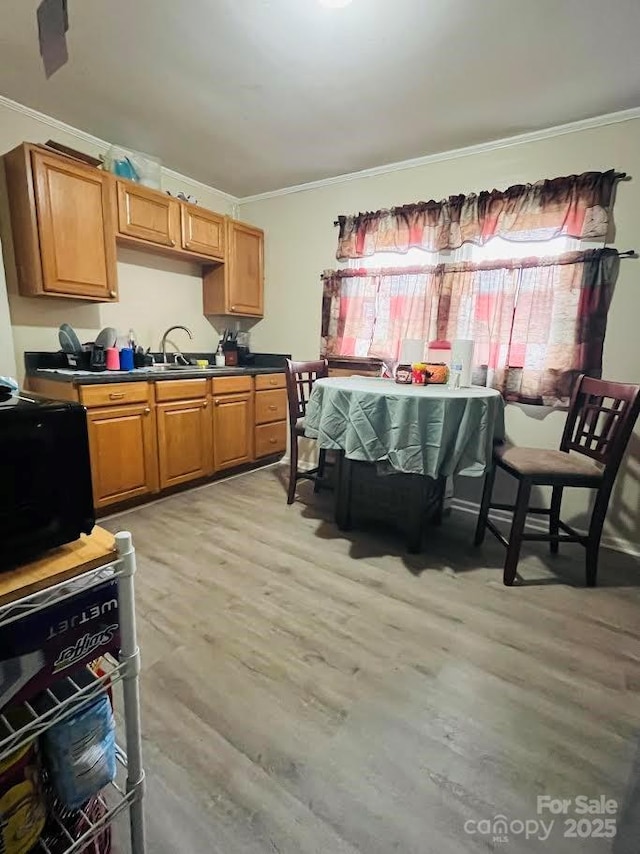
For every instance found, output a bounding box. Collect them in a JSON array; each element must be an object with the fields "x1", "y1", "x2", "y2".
[
  {"x1": 25, "y1": 351, "x2": 289, "y2": 385},
  {"x1": 29, "y1": 365, "x2": 285, "y2": 385}
]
